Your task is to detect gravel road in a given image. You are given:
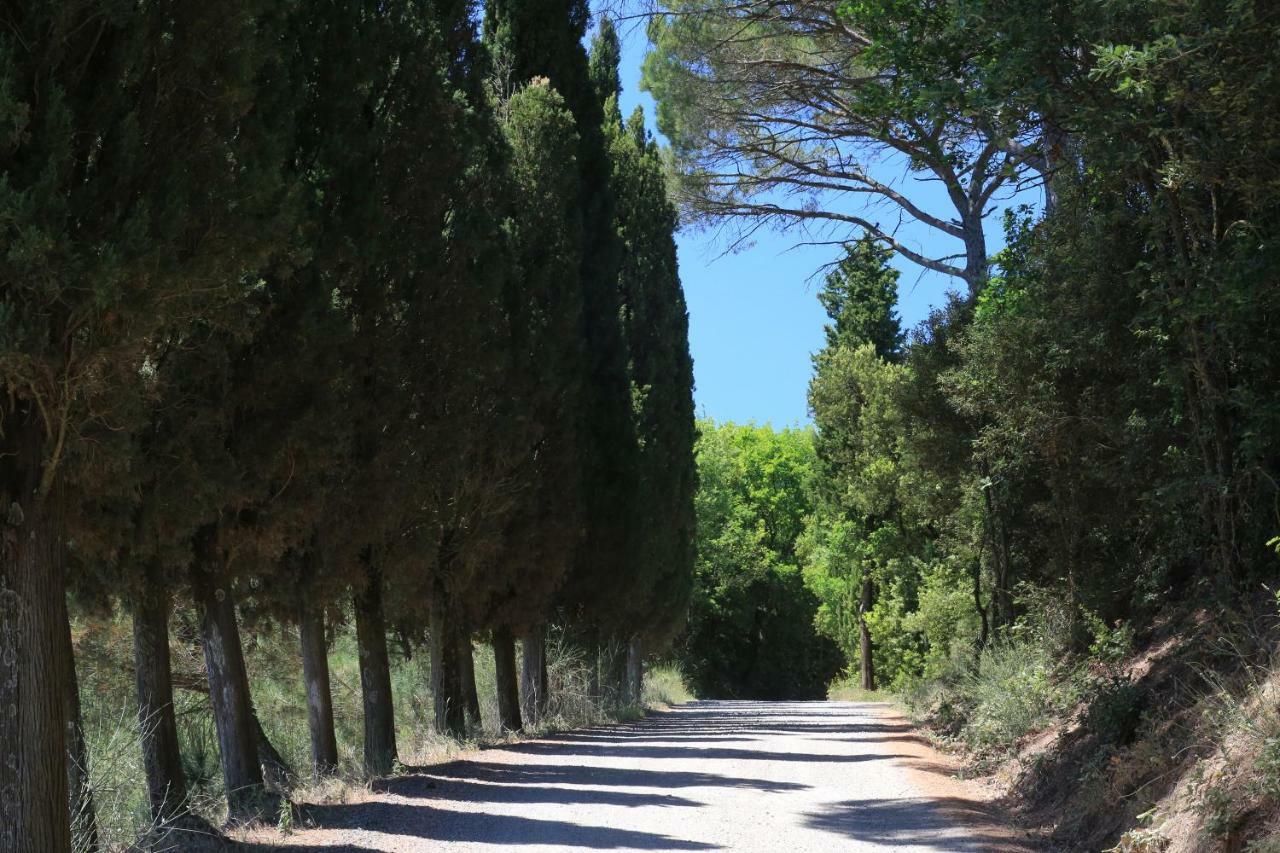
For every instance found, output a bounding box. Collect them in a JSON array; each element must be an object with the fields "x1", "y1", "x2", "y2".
[{"x1": 255, "y1": 700, "x2": 1034, "y2": 852}]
